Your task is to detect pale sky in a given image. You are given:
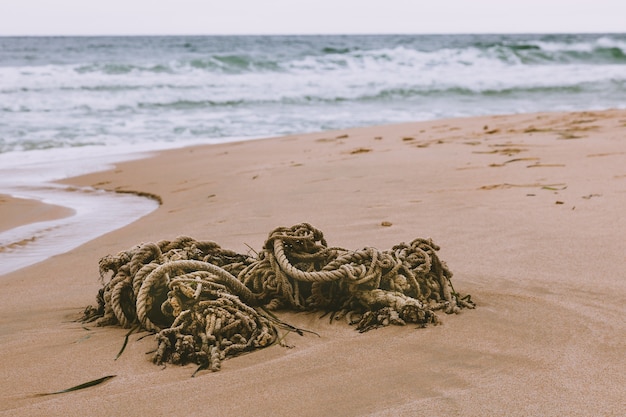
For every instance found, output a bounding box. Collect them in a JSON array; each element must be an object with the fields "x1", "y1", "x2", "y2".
[{"x1": 1, "y1": 0, "x2": 625, "y2": 36}]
